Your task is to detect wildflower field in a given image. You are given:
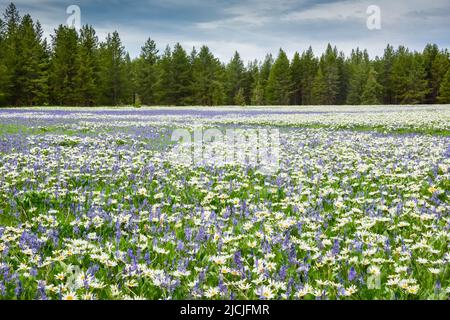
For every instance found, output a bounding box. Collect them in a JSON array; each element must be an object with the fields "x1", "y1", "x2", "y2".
[{"x1": 0, "y1": 105, "x2": 449, "y2": 300}]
